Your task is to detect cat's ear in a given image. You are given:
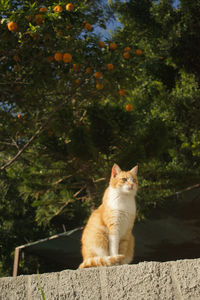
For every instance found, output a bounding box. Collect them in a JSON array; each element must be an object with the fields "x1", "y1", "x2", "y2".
[
  {"x1": 111, "y1": 164, "x2": 121, "y2": 178},
  {"x1": 130, "y1": 165, "x2": 138, "y2": 176}
]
